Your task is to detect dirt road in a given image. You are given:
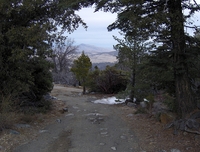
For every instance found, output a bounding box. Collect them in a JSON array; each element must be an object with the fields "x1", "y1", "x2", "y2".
[{"x1": 13, "y1": 85, "x2": 140, "y2": 152}]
